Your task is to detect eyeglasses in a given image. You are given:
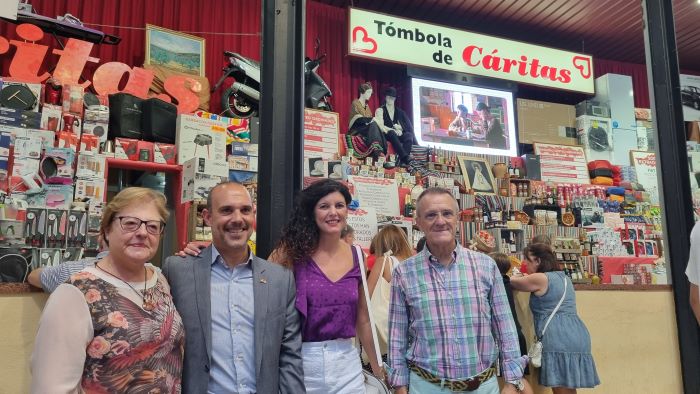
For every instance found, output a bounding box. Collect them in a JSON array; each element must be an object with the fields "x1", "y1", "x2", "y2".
[{"x1": 116, "y1": 216, "x2": 165, "y2": 235}]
